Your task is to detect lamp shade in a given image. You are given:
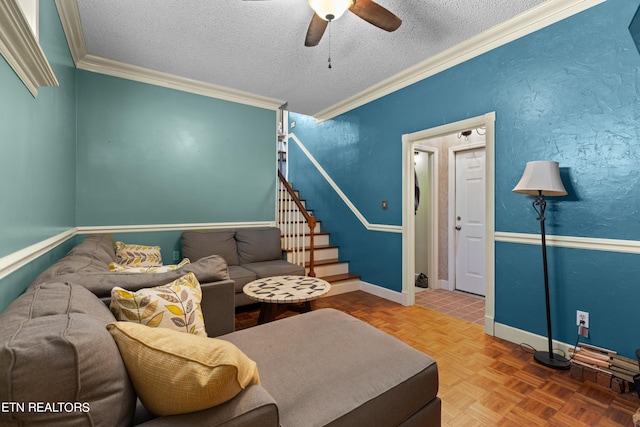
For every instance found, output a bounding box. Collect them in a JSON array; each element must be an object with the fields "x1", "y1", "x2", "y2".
[
  {"x1": 512, "y1": 160, "x2": 567, "y2": 196},
  {"x1": 309, "y1": 0, "x2": 354, "y2": 21}
]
